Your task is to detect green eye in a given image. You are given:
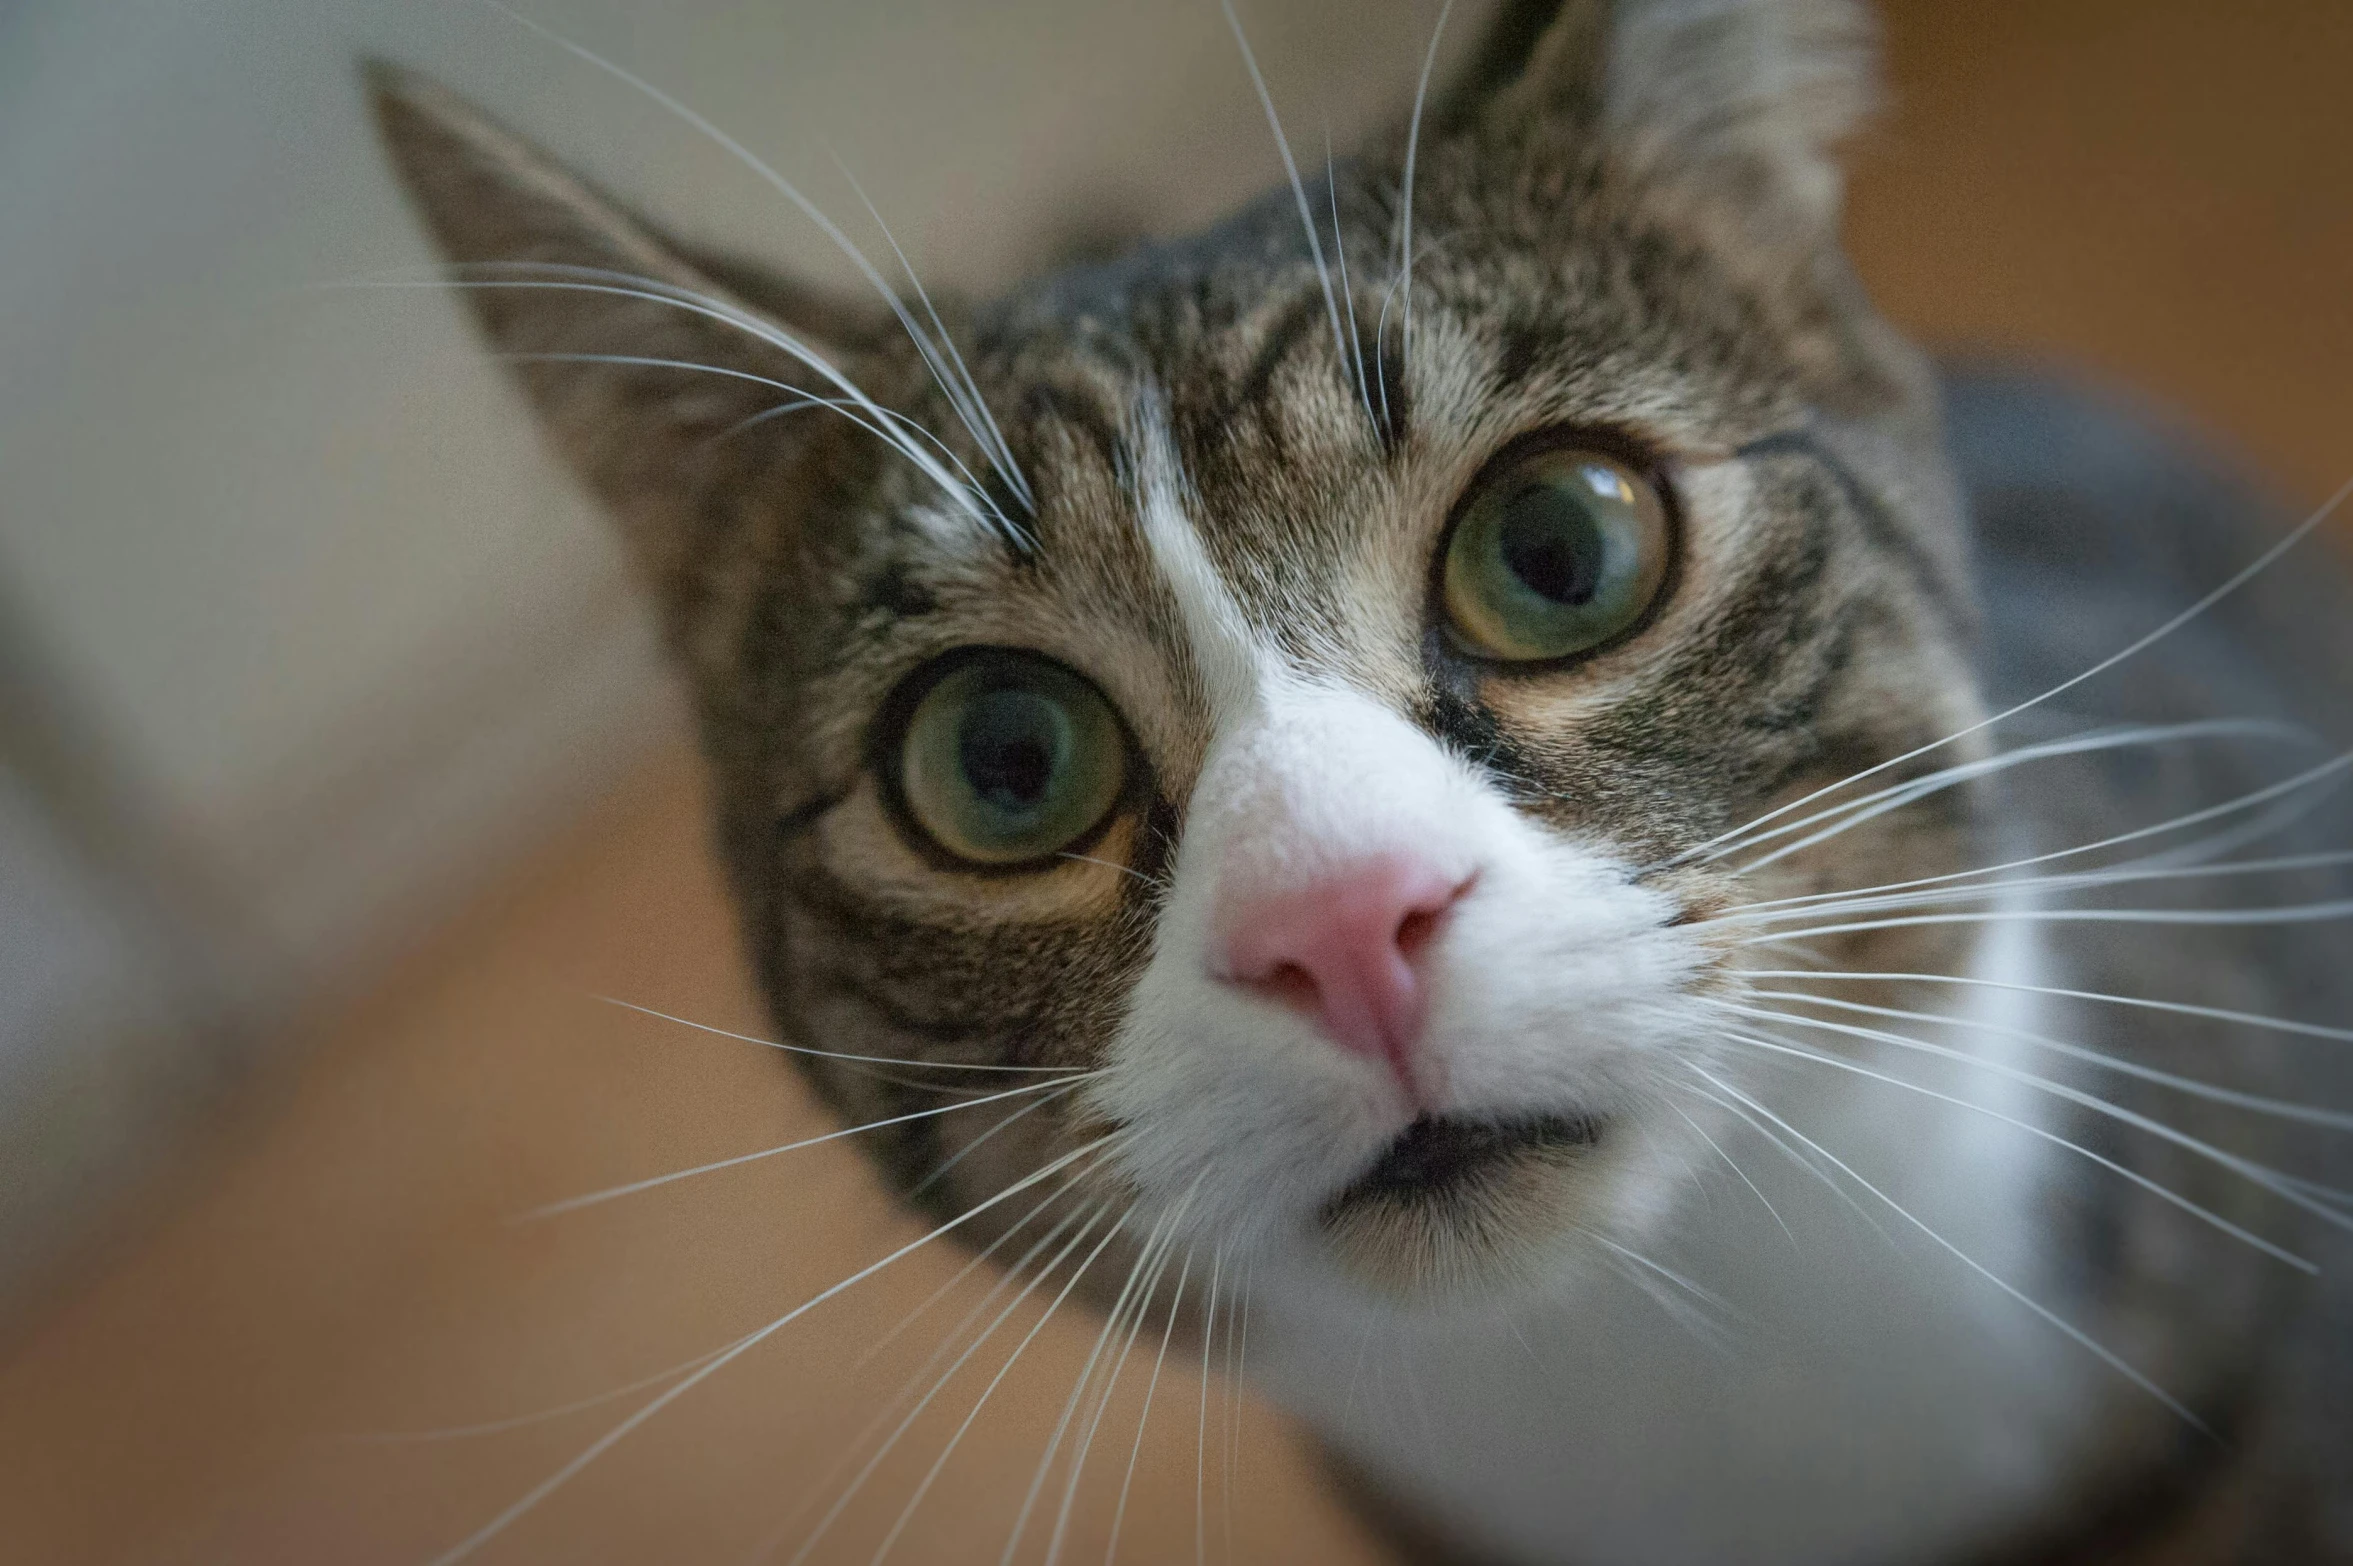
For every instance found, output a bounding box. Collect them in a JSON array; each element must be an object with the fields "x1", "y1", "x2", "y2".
[
  {"x1": 1441, "y1": 447, "x2": 1673, "y2": 662},
  {"x1": 895, "y1": 652, "x2": 1128, "y2": 866}
]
